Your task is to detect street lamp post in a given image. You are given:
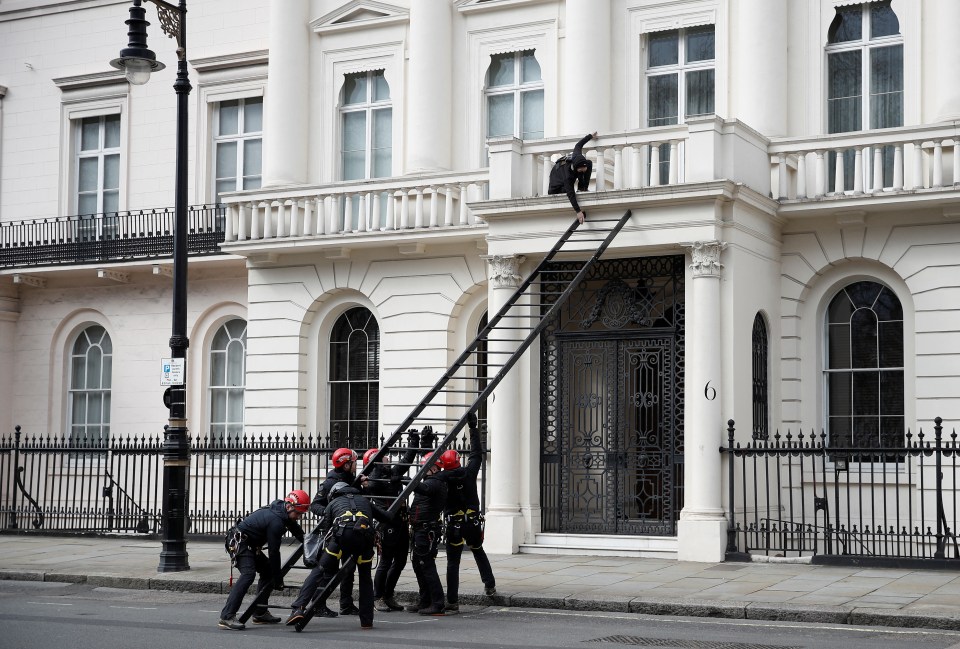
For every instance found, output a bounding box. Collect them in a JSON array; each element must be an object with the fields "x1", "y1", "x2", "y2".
[{"x1": 111, "y1": 0, "x2": 191, "y2": 572}]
